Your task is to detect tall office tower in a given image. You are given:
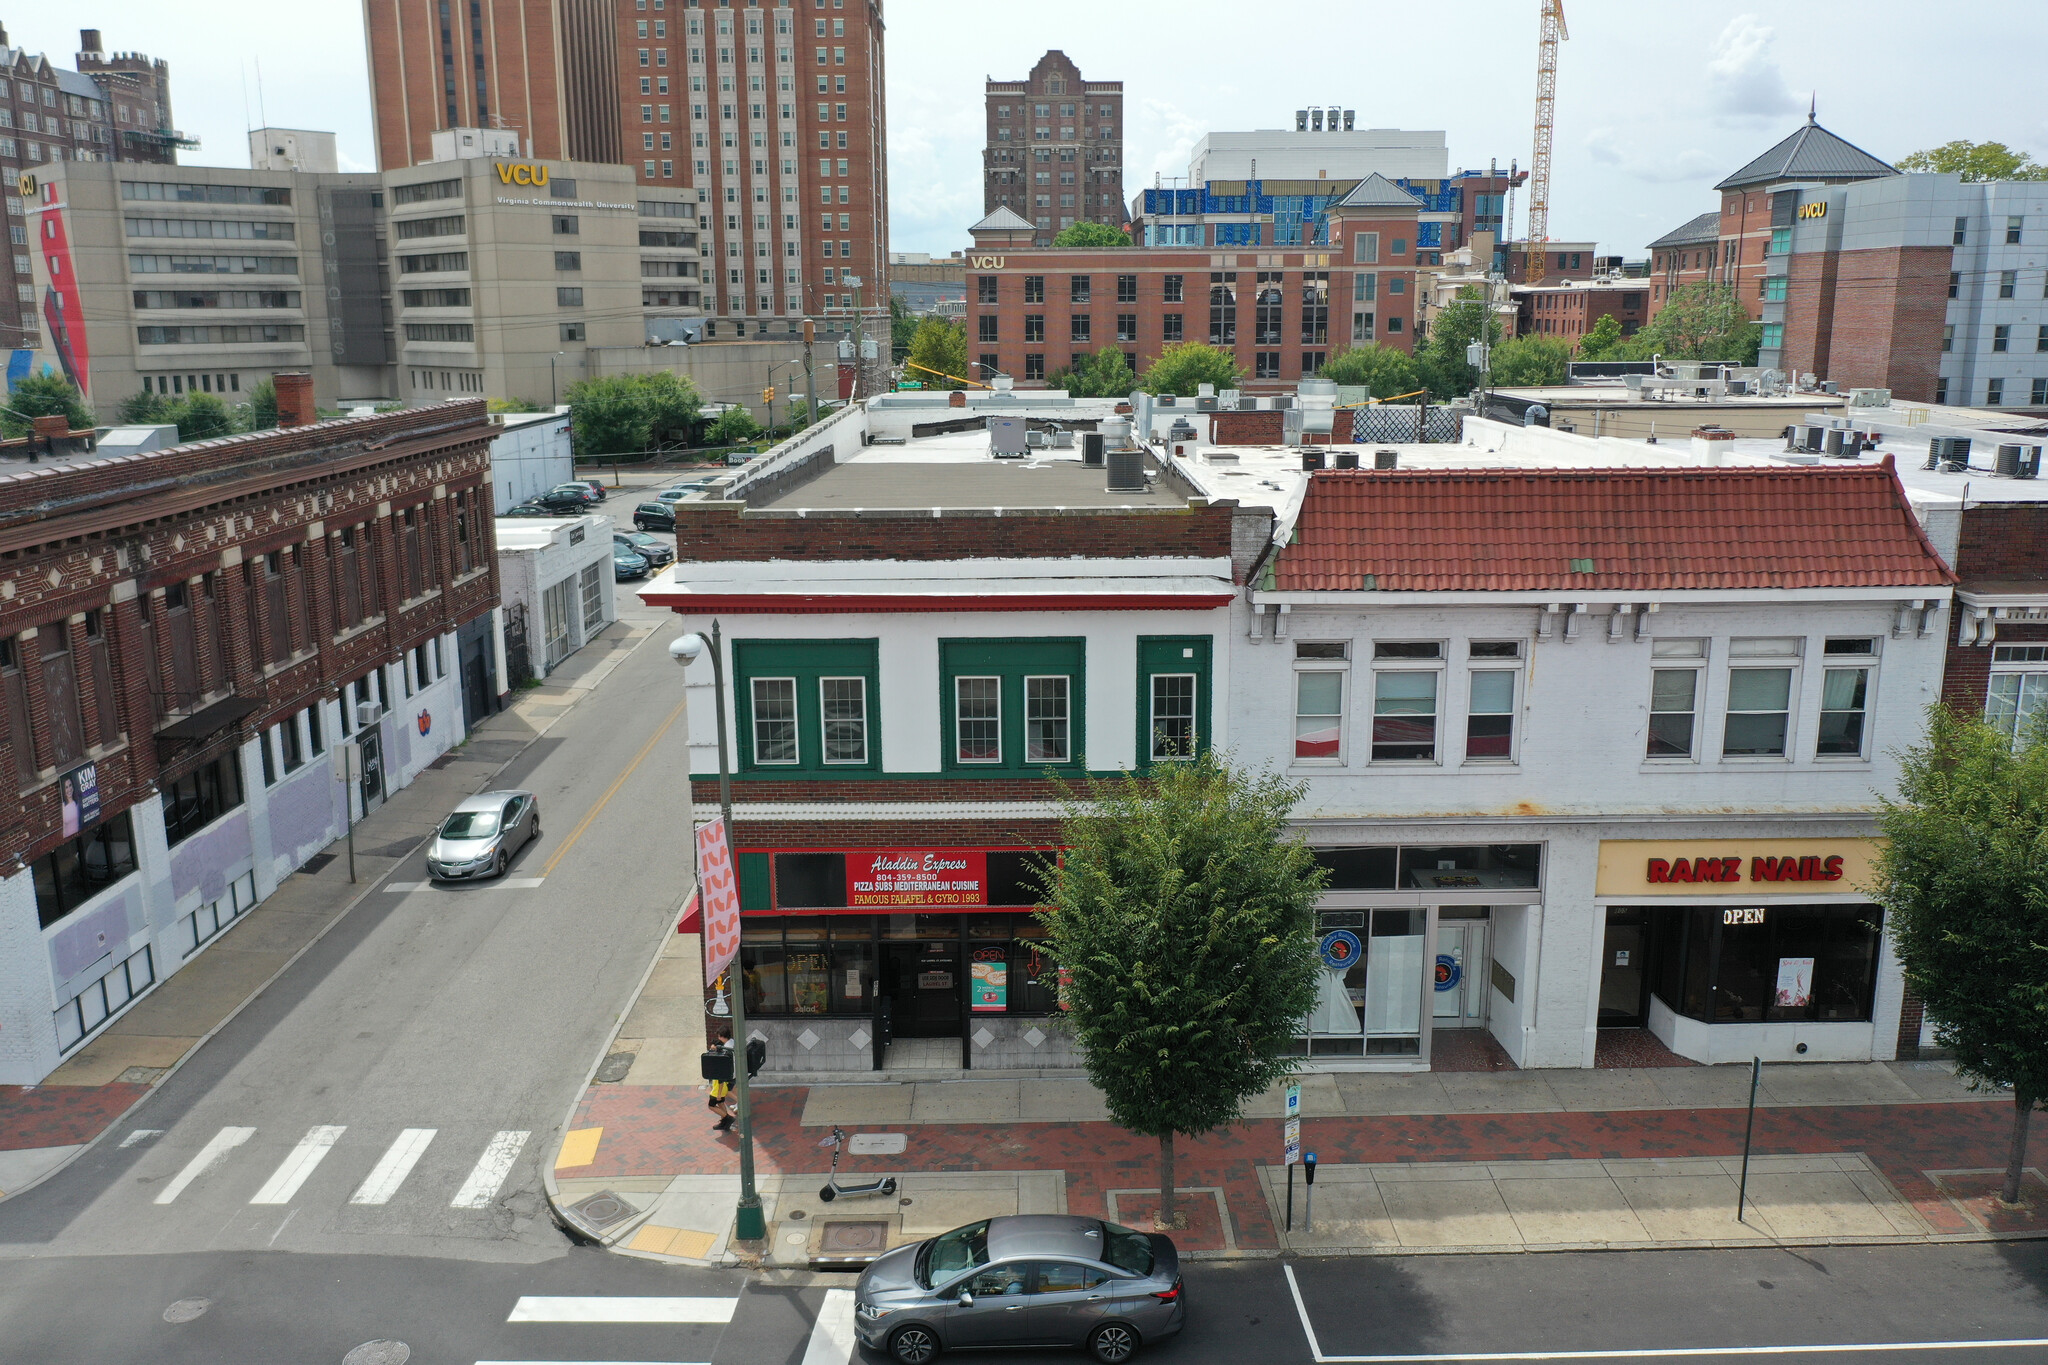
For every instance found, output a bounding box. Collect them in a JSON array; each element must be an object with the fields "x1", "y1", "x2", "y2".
[
  {"x1": 983, "y1": 51, "x2": 1122, "y2": 248},
  {"x1": 362, "y1": 0, "x2": 890, "y2": 336}
]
